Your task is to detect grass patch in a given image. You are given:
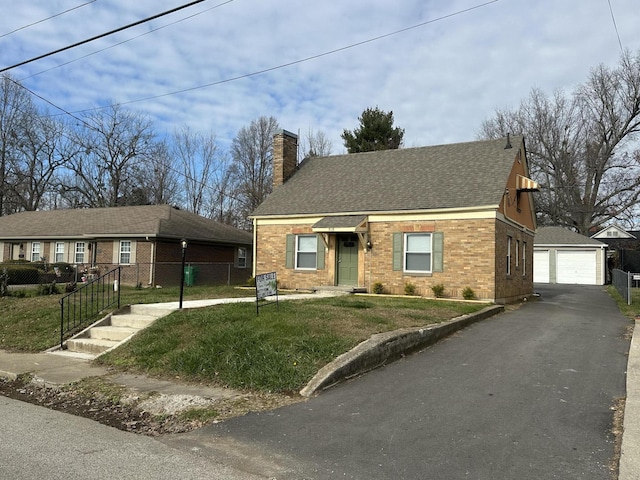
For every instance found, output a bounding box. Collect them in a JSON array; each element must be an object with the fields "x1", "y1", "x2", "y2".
[
  {"x1": 98, "y1": 295, "x2": 486, "y2": 393},
  {"x1": 0, "y1": 285, "x2": 254, "y2": 352},
  {"x1": 607, "y1": 286, "x2": 640, "y2": 319},
  {"x1": 177, "y1": 407, "x2": 220, "y2": 423}
]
